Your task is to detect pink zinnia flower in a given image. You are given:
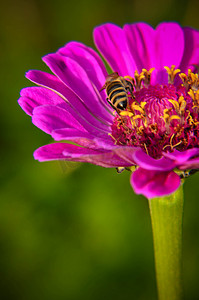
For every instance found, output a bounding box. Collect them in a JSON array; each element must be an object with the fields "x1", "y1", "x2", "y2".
[{"x1": 18, "y1": 22, "x2": 199, "y2": 199}]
